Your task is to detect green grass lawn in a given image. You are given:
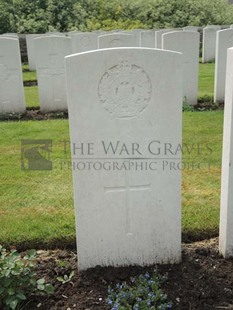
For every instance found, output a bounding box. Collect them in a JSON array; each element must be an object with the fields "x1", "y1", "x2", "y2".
[
  {"x1": 24, "y1": 86, "x2": 40, "y2": 108},
  {"x1": 0, "y1": 120, "x2": 75, "y2": 249},
  {"x1": 23, "y1": 70, "x2": 37, "y2": 82},
  {"x1": 0, "y1": 111, "x2": 223, "y2": 248},
  {"x1": 198, "y1": 62, "x2": 215, "y2": 98}
]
